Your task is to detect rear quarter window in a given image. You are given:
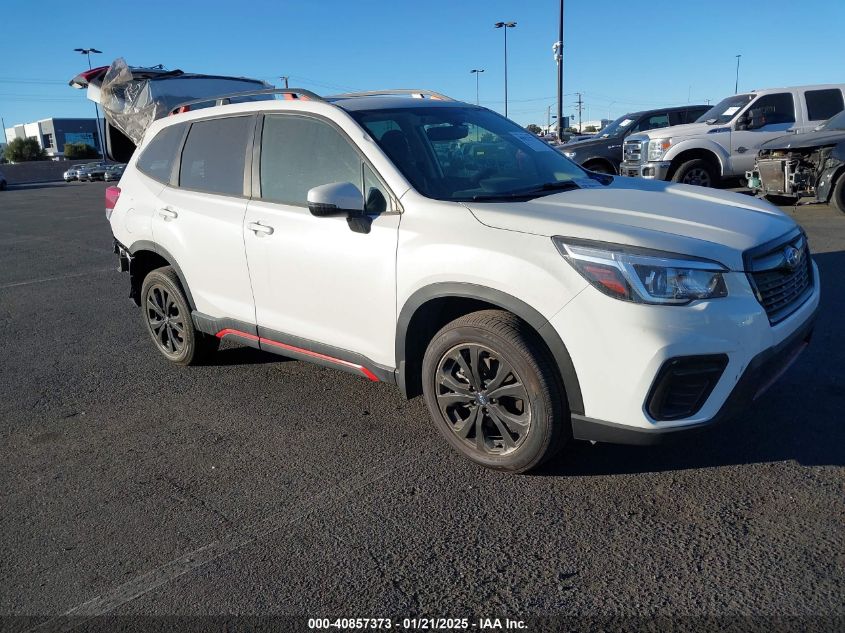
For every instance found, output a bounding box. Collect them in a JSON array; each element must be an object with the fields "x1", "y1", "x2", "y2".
[
  {"x1": 136, "y1": 123, "x2": 187, "y2": 184},
  {"x1": 179, "y1": 116, "x2": 253, "y2": 196}
]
